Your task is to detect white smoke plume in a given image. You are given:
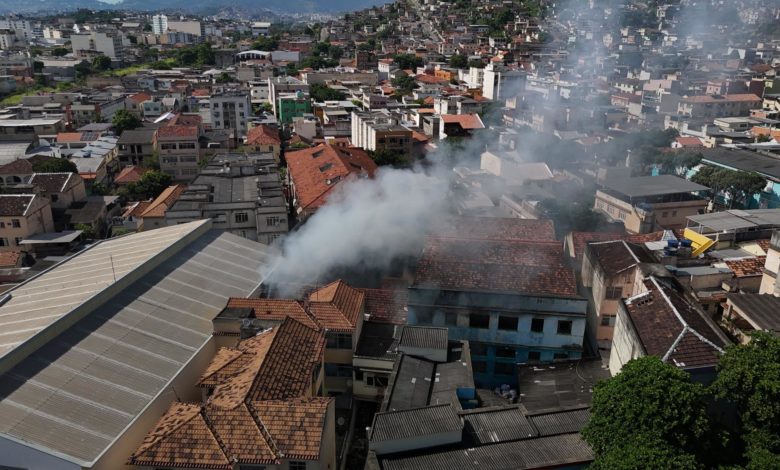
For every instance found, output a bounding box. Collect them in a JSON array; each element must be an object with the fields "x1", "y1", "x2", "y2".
[{"x1": 265, "y1": 163, "x2": 452, "y2": 296}]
